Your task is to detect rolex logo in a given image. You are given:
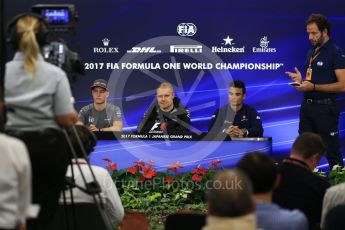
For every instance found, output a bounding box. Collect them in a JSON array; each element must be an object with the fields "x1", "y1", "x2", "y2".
[
  {"x1": 94, "y1": 38, "x2": 119, "y2": 53},
  {"x1": 102, "y1": 38, "x2": 110, "y2": 46}
]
